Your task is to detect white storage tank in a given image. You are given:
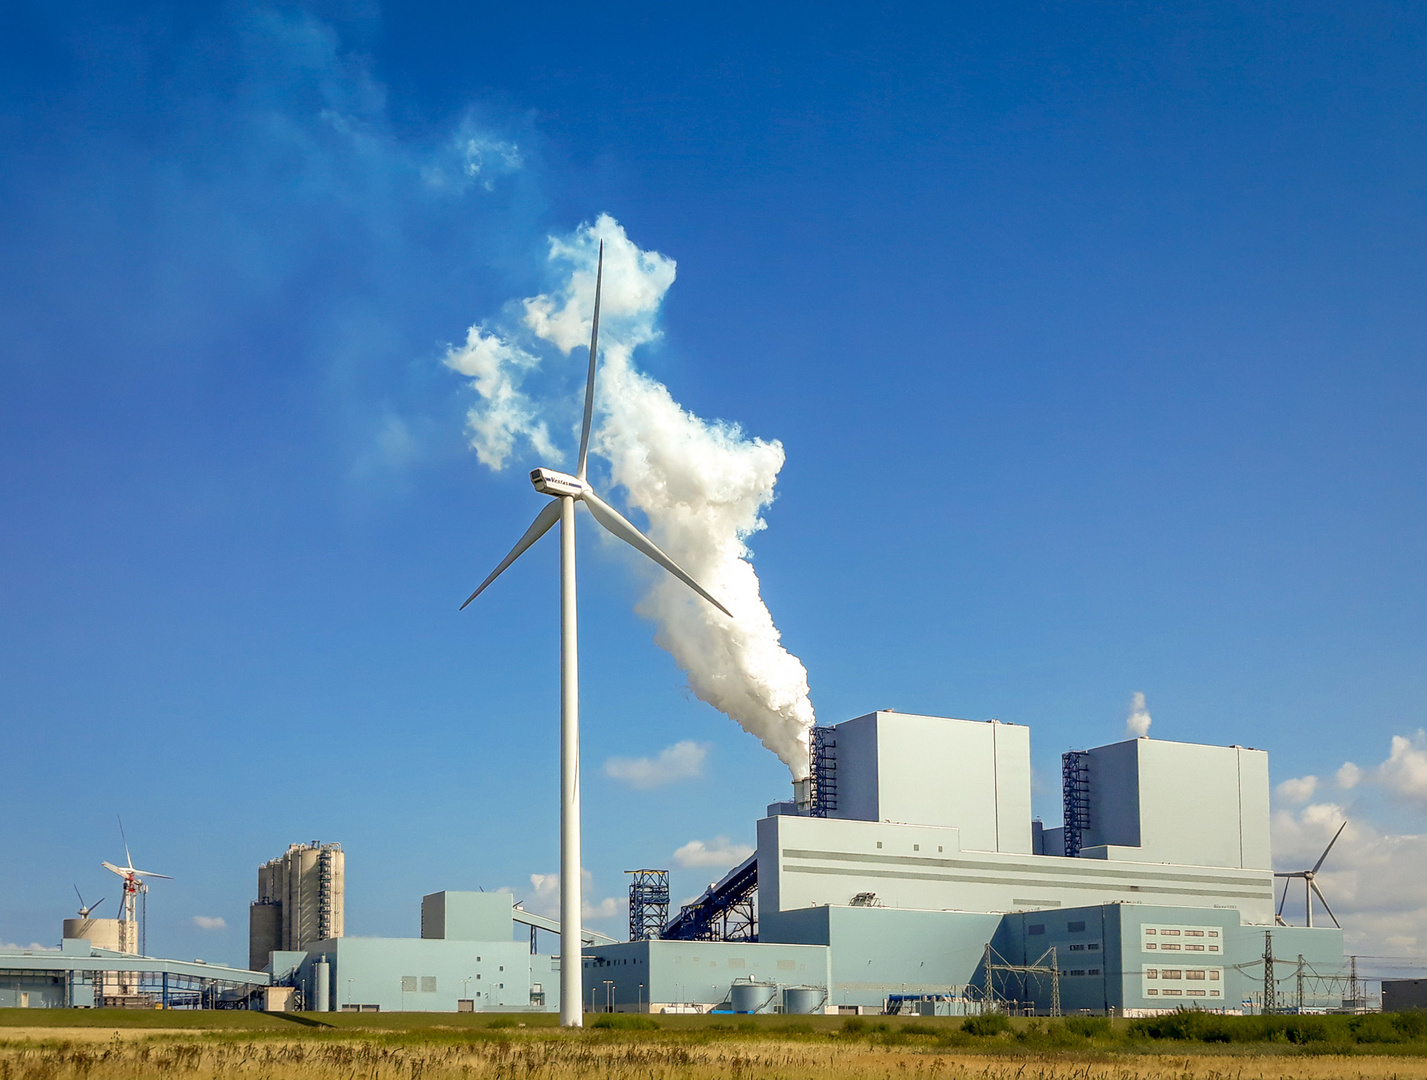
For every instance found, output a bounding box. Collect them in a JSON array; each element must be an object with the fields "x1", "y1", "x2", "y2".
[
  {"x1": 782, "y1": 986, "x2": 825, "y2": 1014},
  {"x1": 62, "y1": 917, "x2": 122, "y2": 952},
  {"x1": 729, "y1": 979, "x2": 778, "y2": 1014}
]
